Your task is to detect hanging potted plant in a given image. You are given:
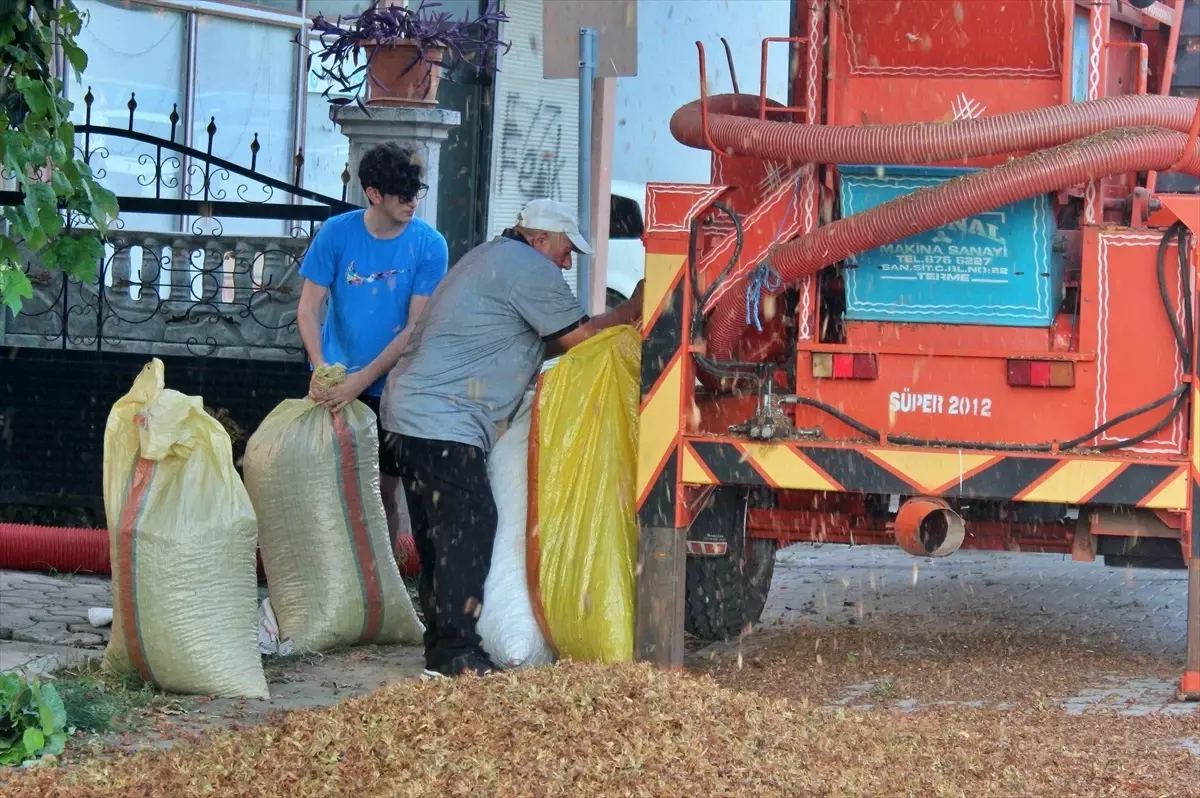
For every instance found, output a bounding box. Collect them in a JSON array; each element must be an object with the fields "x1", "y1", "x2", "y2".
[{"x1": 306, "y1": 0, "x2": 510, "y2": 111}]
